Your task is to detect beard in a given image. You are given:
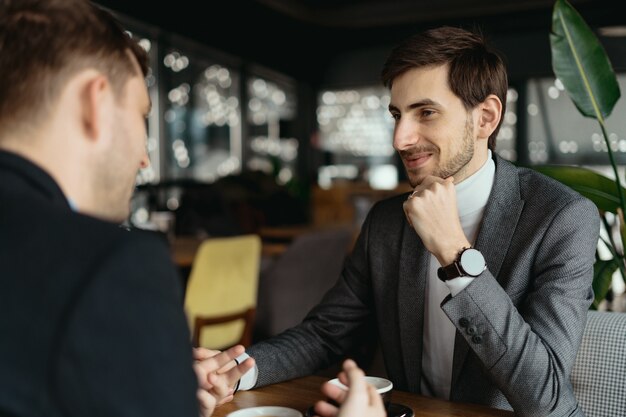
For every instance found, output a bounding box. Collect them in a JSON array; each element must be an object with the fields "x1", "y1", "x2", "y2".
[
  {"x1": 401, "y1": 115, "x2": 475, "y2": 187},
  {"x1": 91, "y1": 122, "x2": 136, "y2": 224},
  {"x1": 92, "y1": 152, "x2": 134, "y2": 223}
]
